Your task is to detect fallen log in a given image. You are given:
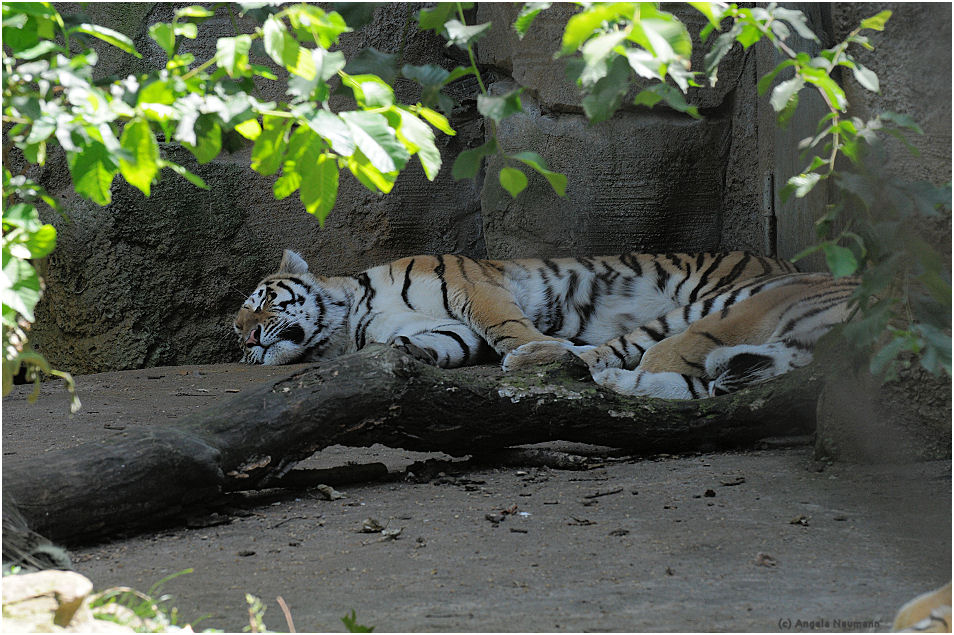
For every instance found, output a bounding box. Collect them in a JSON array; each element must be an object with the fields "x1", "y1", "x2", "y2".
[{"x1": 2, "y1": 344, "x2": 820, "y2": 544}]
